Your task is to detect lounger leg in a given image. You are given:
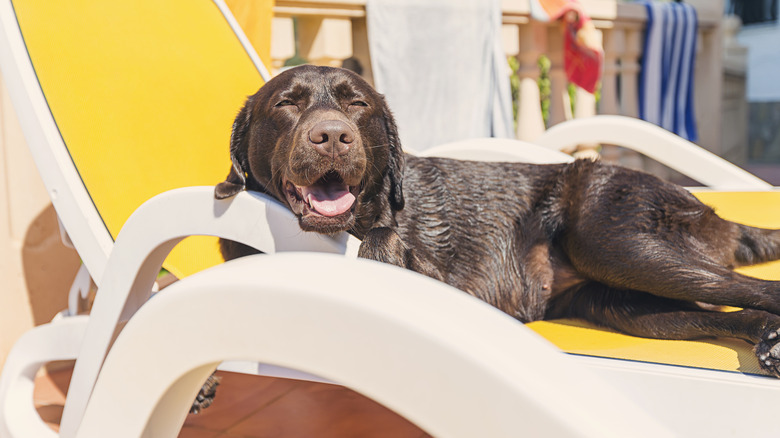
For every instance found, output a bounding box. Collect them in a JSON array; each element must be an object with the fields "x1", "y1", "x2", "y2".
[{"x1": 0, "y1": 316, "x2": 88, "y2": 438}]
